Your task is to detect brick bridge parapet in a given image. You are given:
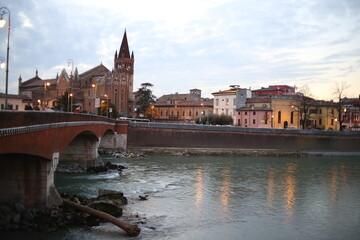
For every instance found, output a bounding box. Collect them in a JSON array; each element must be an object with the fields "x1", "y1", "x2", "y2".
[{"x1": 0, "y1": 111, "x2": 128, "y2": 207}]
